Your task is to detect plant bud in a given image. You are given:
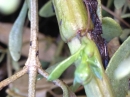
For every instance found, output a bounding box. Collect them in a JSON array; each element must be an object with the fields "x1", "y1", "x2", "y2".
[{"x1": 52, "y1": 0, "x2": 93, "y2": 42}]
